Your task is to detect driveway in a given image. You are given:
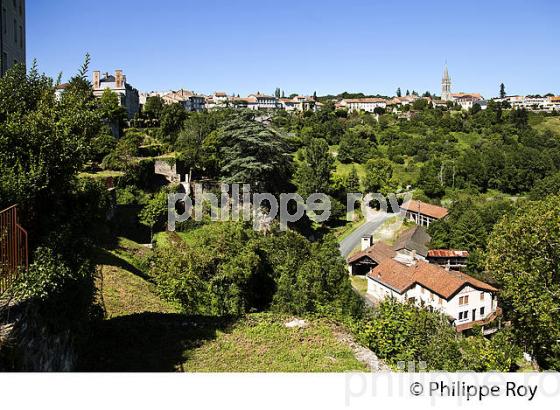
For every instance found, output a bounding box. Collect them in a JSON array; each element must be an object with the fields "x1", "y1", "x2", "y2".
[{"x1": 339, "y1": 212, "x2": 392, "y2": 258}]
